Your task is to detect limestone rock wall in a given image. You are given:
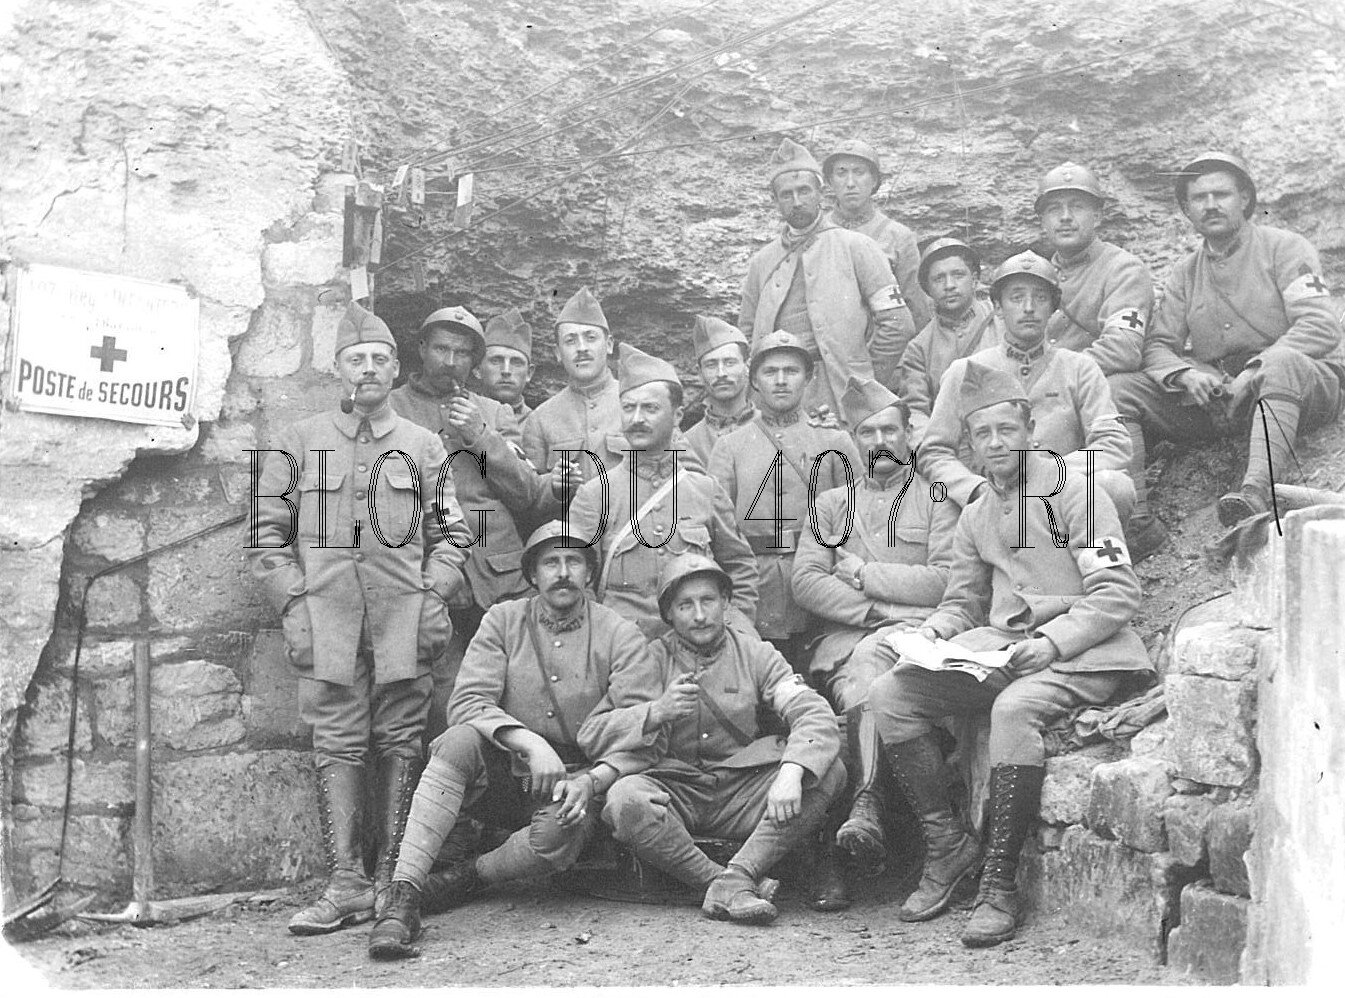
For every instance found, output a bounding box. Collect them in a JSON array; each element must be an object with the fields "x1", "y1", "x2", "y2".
[{"x1": 1, "y1": 0, "x2": 353, "y2": 901}]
